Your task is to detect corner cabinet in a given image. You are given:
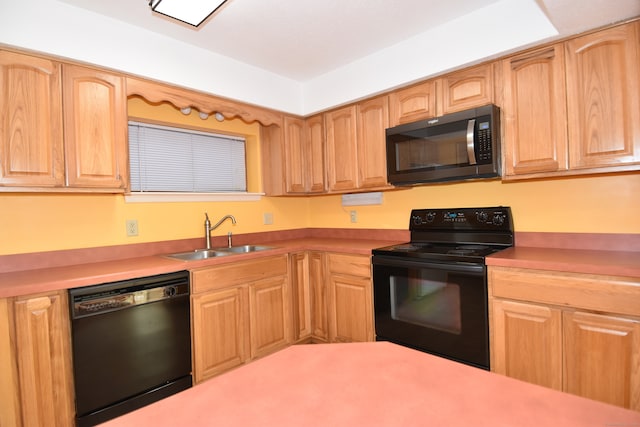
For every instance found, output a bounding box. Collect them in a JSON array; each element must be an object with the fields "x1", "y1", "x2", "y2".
[
  {"x1": 191, "y1": 255, "x2": 291, "y2": 383},
  {"x1": 0, "y1": 291, "x2": 75, "y2": 427},
  {"x1": 326, "y1": 253, "x2": 374, "y2": 343},
  {"x1": 0, "y1": 50, "x2": 128, "y2": 191},
  {"x1": 489, "y1": 266, "x2": 640, "y2": 411}
]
